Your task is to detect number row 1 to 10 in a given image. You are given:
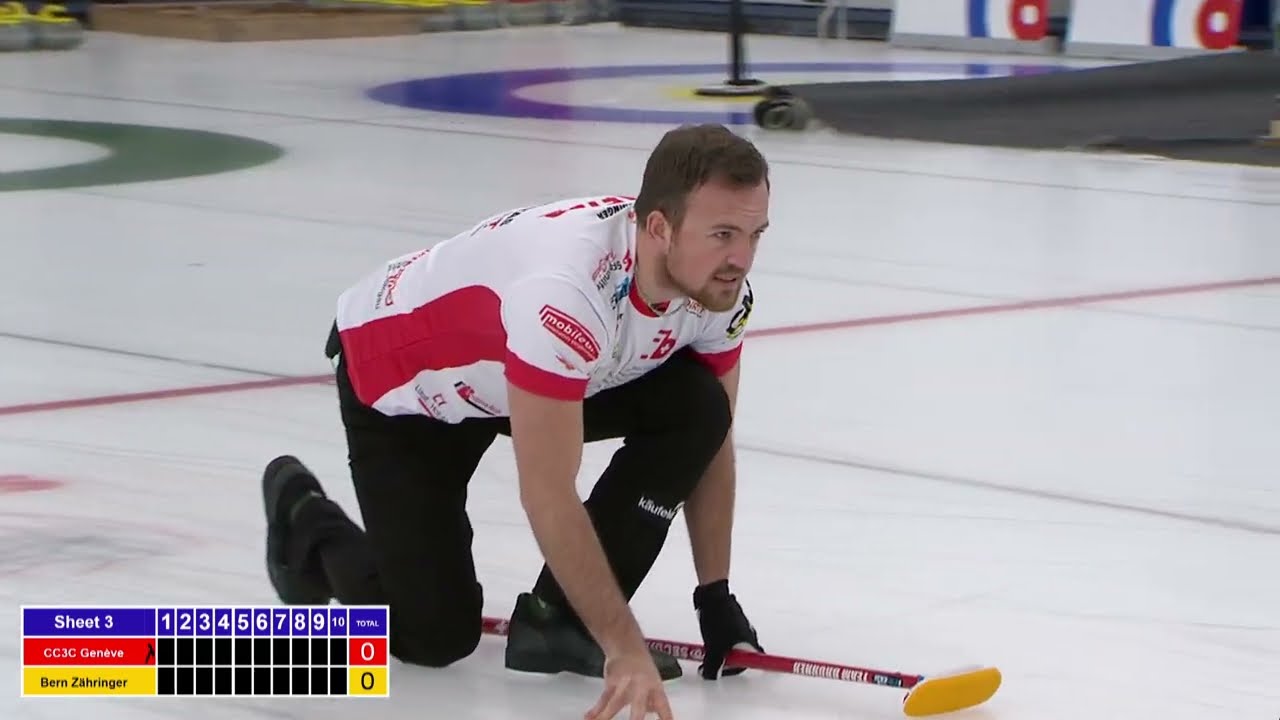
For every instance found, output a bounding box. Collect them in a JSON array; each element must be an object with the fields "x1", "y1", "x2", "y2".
[
  {"x1": 22, "y1": 607, "x2": 389, "y2": 638},
  {"x1": 159, "y1": 608, "x2": 387, "y2": 637}
]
